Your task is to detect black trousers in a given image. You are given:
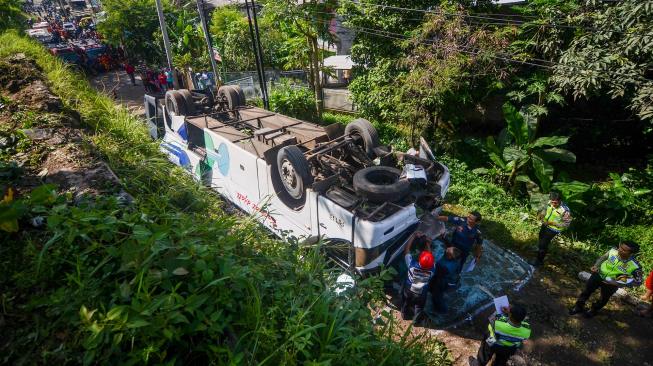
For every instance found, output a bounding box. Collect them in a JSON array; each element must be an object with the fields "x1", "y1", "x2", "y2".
[
  {"x1": 537, "y1": 225, "x2": 558, "y2": 262},
  {"x1": 401, "y1": 285, "x2": 426, "y2": 322},
  {"x1": 477, "y1": 336, "x2": 517, "y2": 366},
  {"x1": 575, "y1": 272, "x2": 619, "y2": 311},
  {"x1": 429, "y1": 276, "x2": 447, "y2": 313}
]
